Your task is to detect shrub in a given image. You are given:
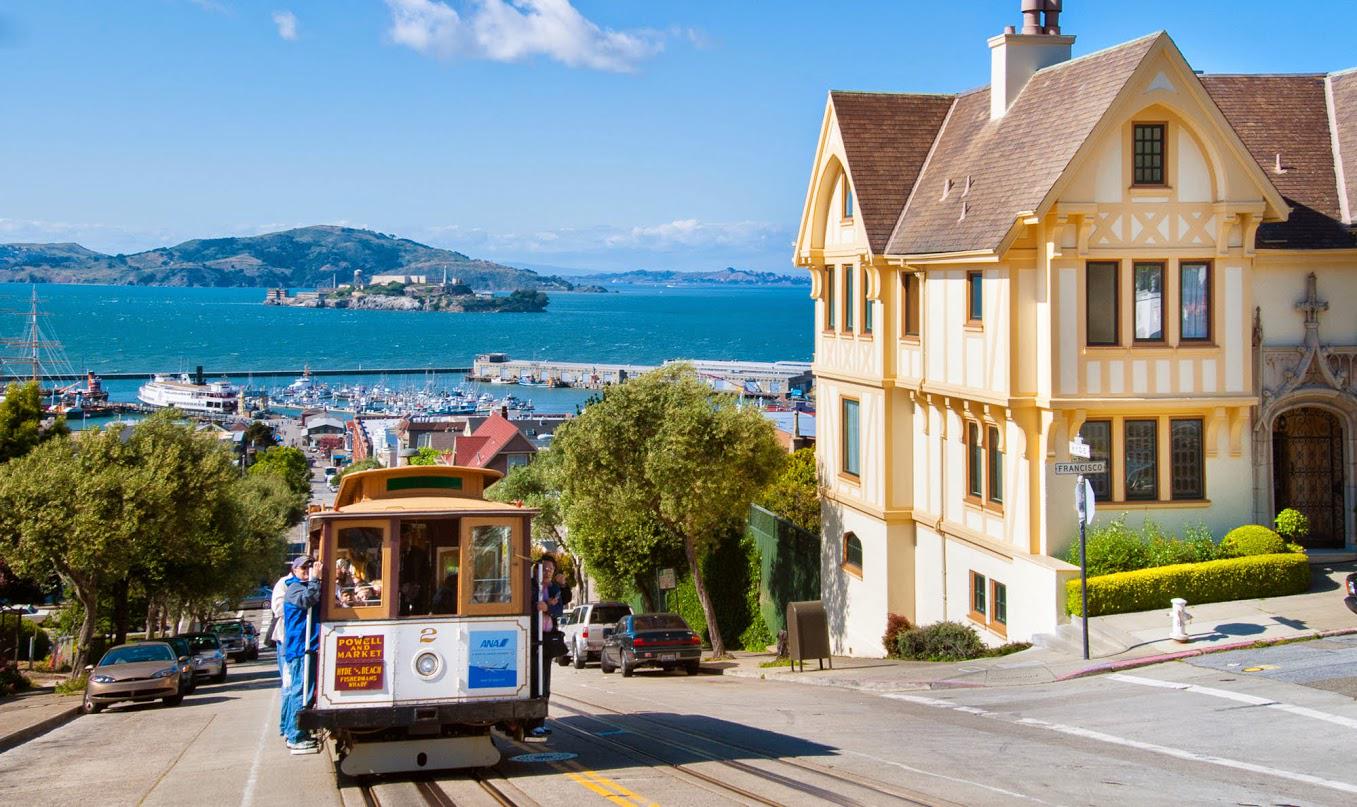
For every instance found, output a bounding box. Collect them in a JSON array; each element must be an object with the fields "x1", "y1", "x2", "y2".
[
  {"x1": 1274, "y1": 508, "x2": 1311, "y2": 544},
  {"x1": 882, "y1": 613, "x2": 914, "y2": 657},
  {"x1": 1066, "y1": 552, "x2": 1311, "y2": 617},
  {"x1": 0, "y1": 662, "x2": 31, "y2": 697},
  {"x1": 1221, "y1": 525, "x2": 1286, "y2": 557},
  {"x1": 1065, "y1": 517, "x2": 1149, "y2": 576},
  {"x1": 896, "y1": 621, "x2": 986, "y2": 661}
]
